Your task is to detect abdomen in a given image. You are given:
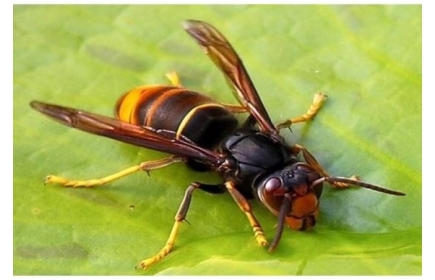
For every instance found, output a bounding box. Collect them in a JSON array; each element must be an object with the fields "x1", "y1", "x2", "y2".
[{"x1": 116, "y1": 85, "x2": 238, "y2": 155}]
